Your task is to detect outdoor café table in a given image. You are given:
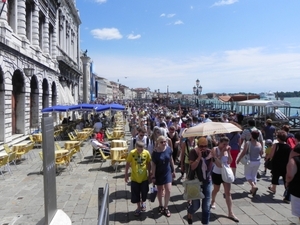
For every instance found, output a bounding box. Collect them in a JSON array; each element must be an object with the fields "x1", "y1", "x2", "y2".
[
  {"x1": 77, "y1": 131, "x2": 90, "y2": 140},
  {"x1": 55, "y1": 149, "x2": 69, "y2": 157},
  {"x1": 112, "y1": 130, "x2": 124, "y2": 139},
  {"x1": 64, "y1": 141, "x2": 80, "y2": 150},
  {"x1": 82, "y1": 128, "x2": 94, "y2": 133},
  {"x1": 12, "y1": 142, "x2": 28, "y2": 152},
  {"x1": 110, "y1": 147, "x2": 128, "y2": 163},
  {"x1": 32, "y1": 133, "x2": 42, "y2": 142},
  {"x1": 0, "y1": 151, "x2": 7, "y2": 157},
  {"x1": 111, "y1": 140, "x2": 127, "y2": 148}
]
